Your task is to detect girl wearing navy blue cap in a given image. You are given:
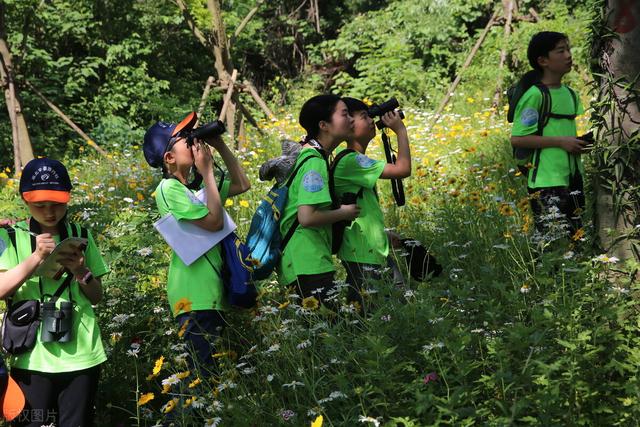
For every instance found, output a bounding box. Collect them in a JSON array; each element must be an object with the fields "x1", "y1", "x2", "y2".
[
  {"x1": 143, "y1": 112, "x2": 250, "y2": 373},
  {"x1": 0, "y1": 158, "x2": 109, "y2": 426}
]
